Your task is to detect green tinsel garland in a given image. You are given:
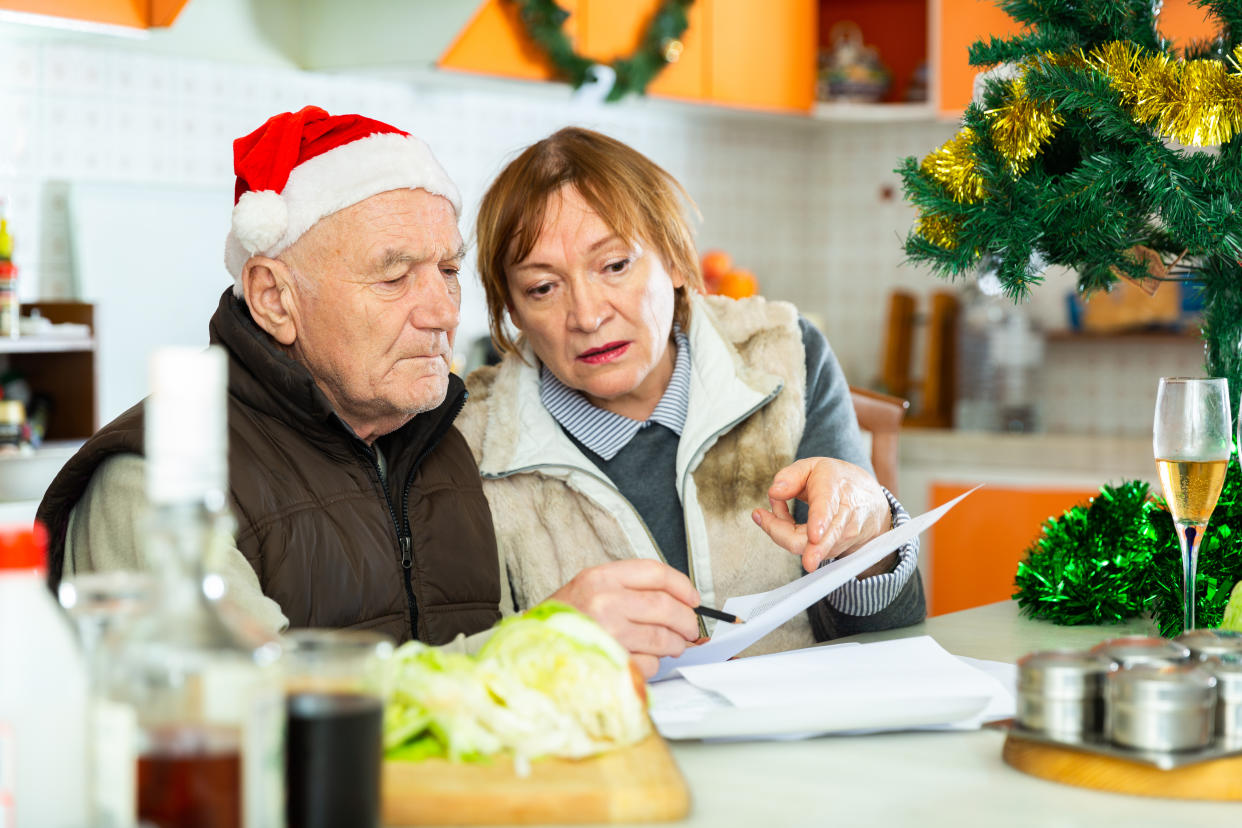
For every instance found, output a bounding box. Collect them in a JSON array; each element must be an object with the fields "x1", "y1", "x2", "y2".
[
  {"x1": 514, "y1": 0, "x2": 694, "y2": 102},
  {"x1": 1015, "y1": 458, "x2": 1242, "y2": 636}
]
